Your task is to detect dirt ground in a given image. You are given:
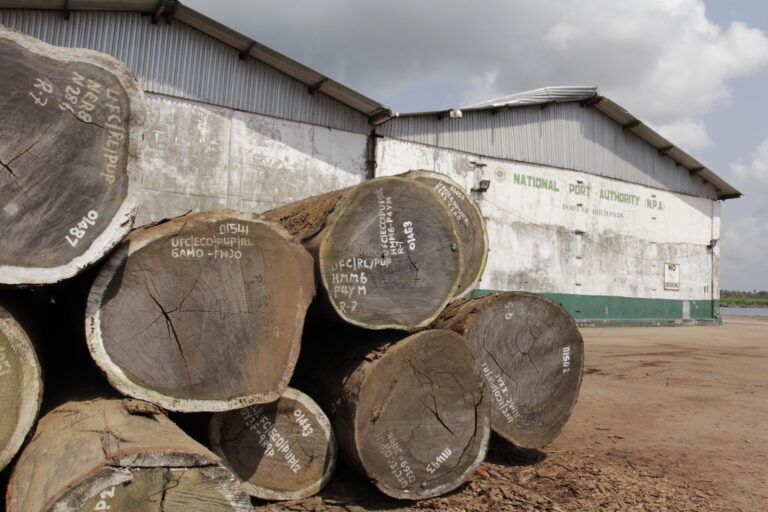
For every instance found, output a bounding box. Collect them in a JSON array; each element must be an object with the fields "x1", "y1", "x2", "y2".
[{"x1": 259, "y1": 315, "x2": 768, "y2": 512}]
